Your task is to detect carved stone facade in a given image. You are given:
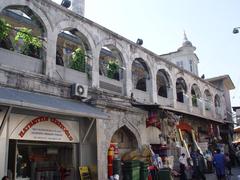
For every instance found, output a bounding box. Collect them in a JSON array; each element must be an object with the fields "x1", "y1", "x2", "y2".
[{"x1": 0, "y1": 0, "x2": 235, "y2": 179}]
